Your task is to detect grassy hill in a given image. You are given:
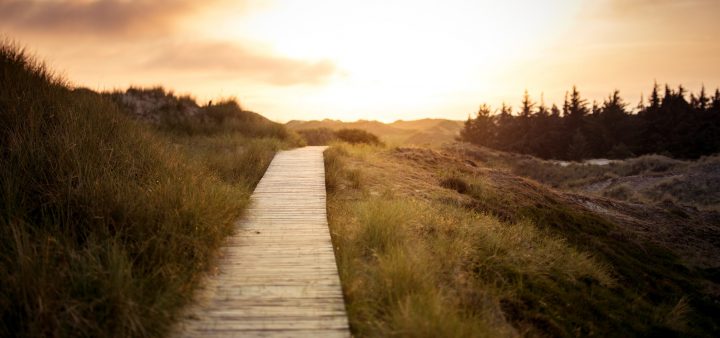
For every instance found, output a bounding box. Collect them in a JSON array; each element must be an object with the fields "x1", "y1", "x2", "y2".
[
  {"x1": 286, "y1": 118, "x2": 463, "y2": 146},
  {"x1": 0, "y1": 43, "x2": 295, "y2": 337},
  {"x1": 454, "y1": 144, "x2": 720, "y2": 213},
  {"x1": 324, "y1": 142, "x2": 720, "y2": 337}
]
